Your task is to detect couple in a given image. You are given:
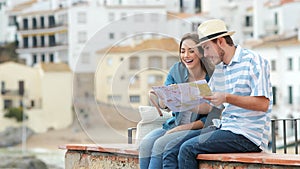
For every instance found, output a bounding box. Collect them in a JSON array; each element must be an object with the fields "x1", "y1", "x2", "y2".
[{"x1": 139, "y1": 19, "x2": 273, "y2": 169}]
